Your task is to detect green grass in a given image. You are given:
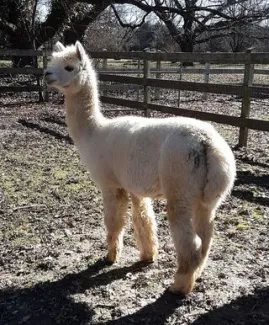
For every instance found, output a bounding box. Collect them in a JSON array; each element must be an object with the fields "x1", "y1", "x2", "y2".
[
  {"x1": 0, "y1": 145, "x2": 95, "y2": 206},
  {"x1": 0, "y1": 59, "x2": 12, "y2": 67}
]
